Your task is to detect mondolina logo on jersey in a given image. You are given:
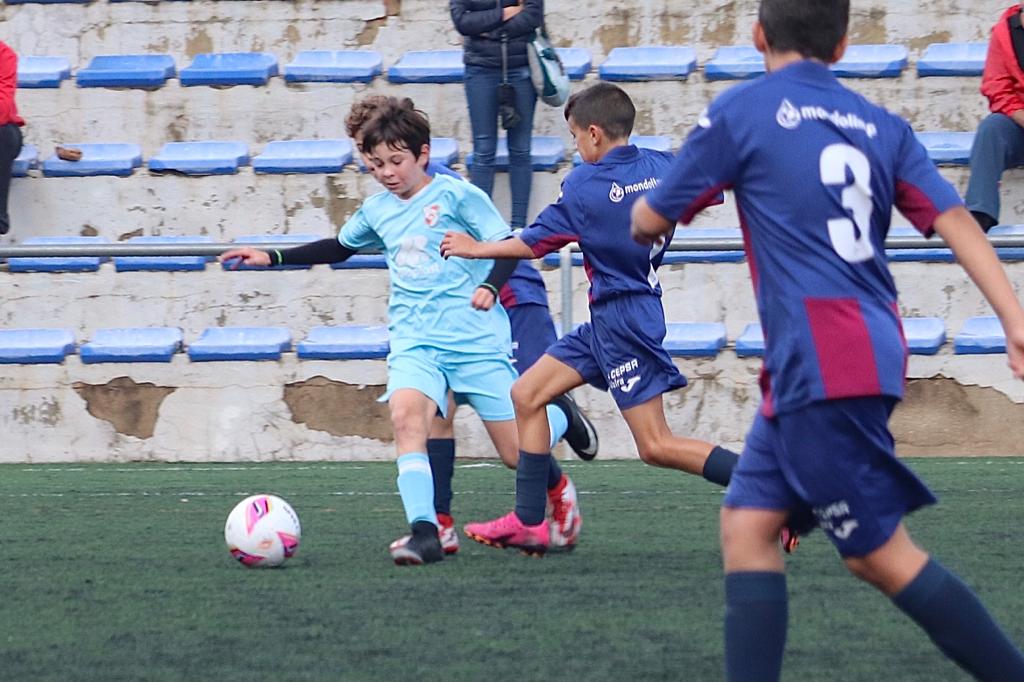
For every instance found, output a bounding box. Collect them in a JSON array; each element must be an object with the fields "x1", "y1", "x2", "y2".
[
  {"x1": 423, "y1": 204, "x2": 440, "y2": 227},
  {"x1": 776, "y1": 98, "x2": 801, "y2": 129},
  {"x1": 609, "y1": 182, "x2": 625, "y2": 203}
]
